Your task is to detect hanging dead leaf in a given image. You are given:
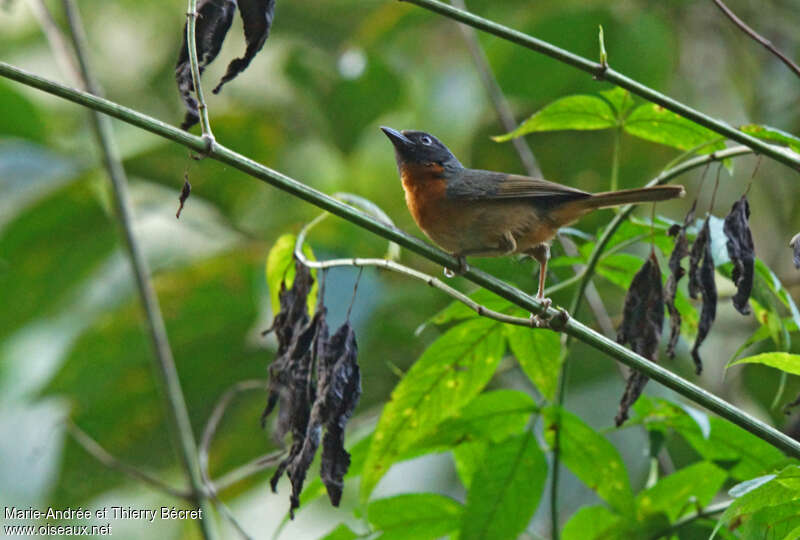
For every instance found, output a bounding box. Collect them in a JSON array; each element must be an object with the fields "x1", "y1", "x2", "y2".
[
  {"x1": 688, "y1": 218, "x2": 717, "y2": 375},
  {"x1": 176, "y1": 0, "x2": 278, "y2": 129},
  {"x1": 664, "y1": 201, "x2": 696, "y2": 358},
  {"x1": 723, "y1": 196, "x2": 755, "y2": 315},
  {"x1": 213, "y1": 0, "x2": 277, "y2": 94},
  {"x1": 175, "y1": 0, "x2": 236, "y2": 130},
  {"x1": 615, "y1": 251, "x2": 664, "y2": 426}
]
